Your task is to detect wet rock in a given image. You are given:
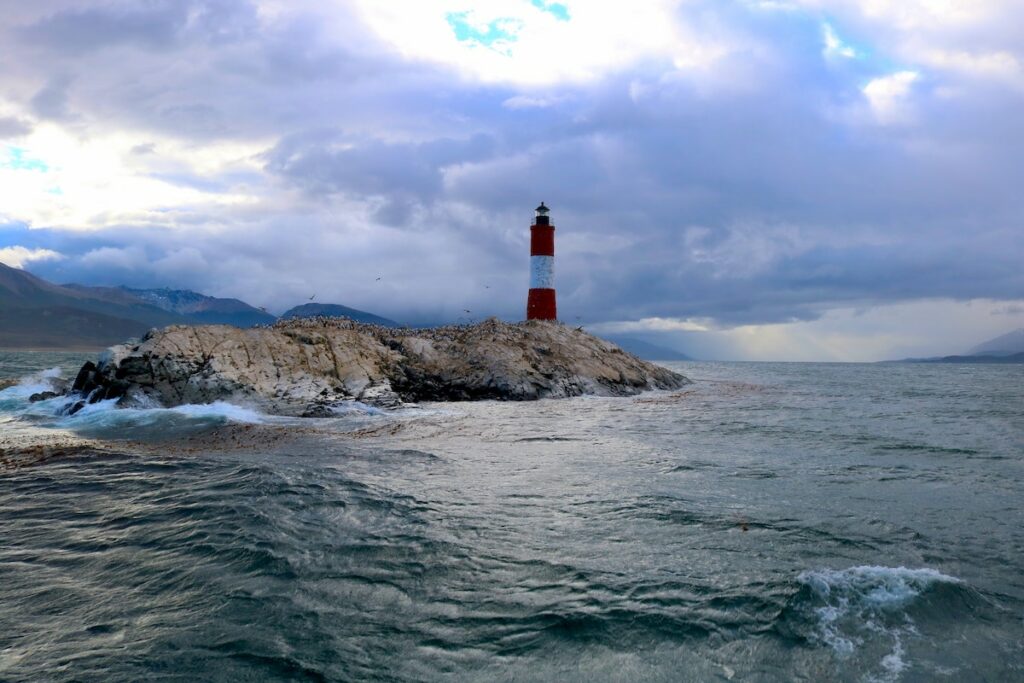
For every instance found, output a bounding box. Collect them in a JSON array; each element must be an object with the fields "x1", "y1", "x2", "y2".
[
  {"x1": 358, "y1": 379, "x2": 403, "y2": 409},
  {"x1": 28, "y1": 391, "x2": 59, "y2": 403},
  {"x1": 72, "y1": 361, "x2": 97, "y2": 392}
]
